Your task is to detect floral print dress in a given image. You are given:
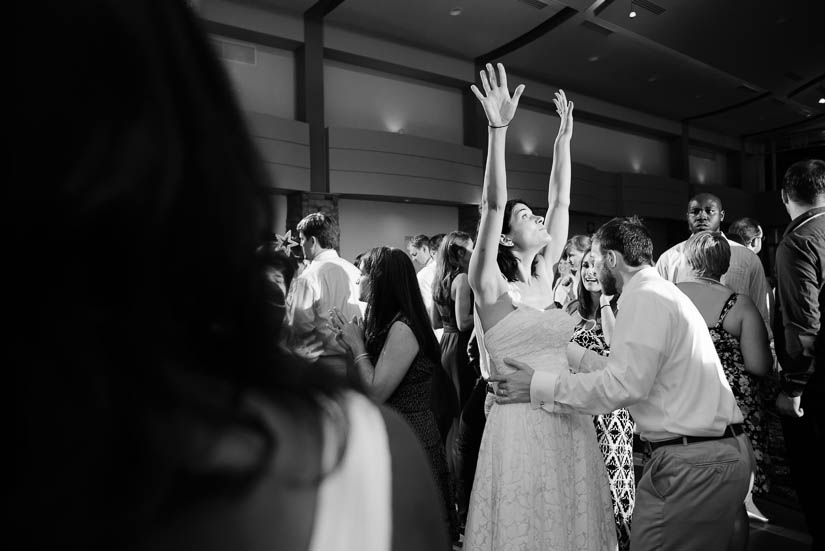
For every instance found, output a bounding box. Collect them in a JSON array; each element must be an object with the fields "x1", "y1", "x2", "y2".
[{"x1": 709, "y1": 293, "x2": 770, "y2": 495}]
